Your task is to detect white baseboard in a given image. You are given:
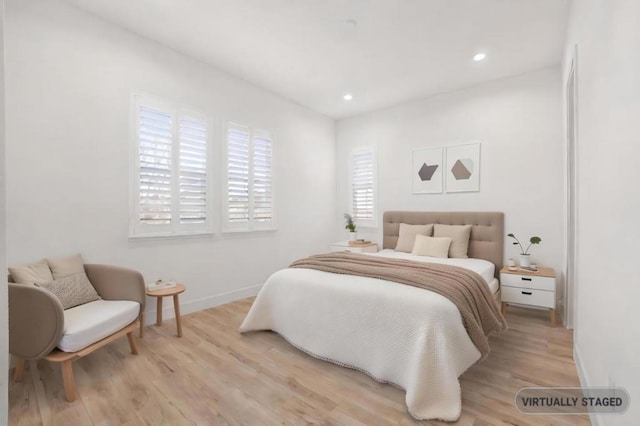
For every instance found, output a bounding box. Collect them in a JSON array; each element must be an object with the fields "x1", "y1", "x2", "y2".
[
  {"x1": 143, "y1": 283, "x2": 262, "y2": 326},
  {"x1": 574, "y1": 343, "x2": 601, "y2": 426}
]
